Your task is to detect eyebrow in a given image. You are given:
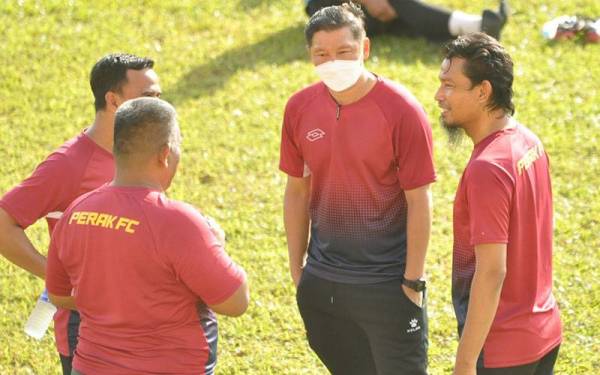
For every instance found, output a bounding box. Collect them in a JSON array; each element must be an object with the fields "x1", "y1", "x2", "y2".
[{"x1": 312, "y1": 43, "x2": 355, "y2": 51}]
